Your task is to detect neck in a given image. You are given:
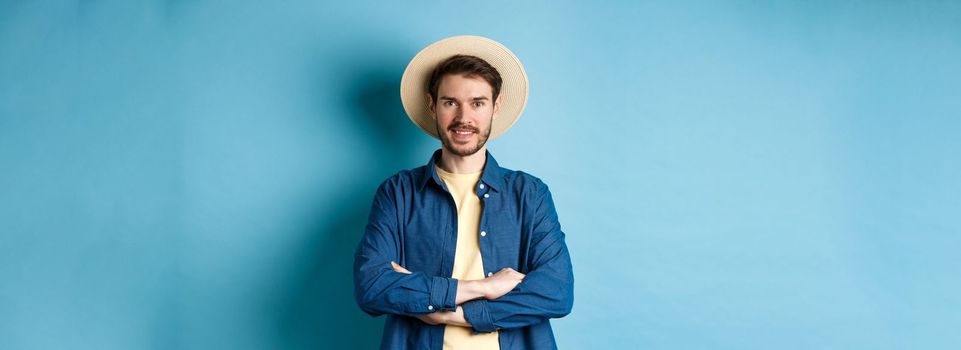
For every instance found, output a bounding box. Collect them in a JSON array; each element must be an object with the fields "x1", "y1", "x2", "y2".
[{"x1": 437, "y1": 146, "x2": 487, "y2": 174}]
